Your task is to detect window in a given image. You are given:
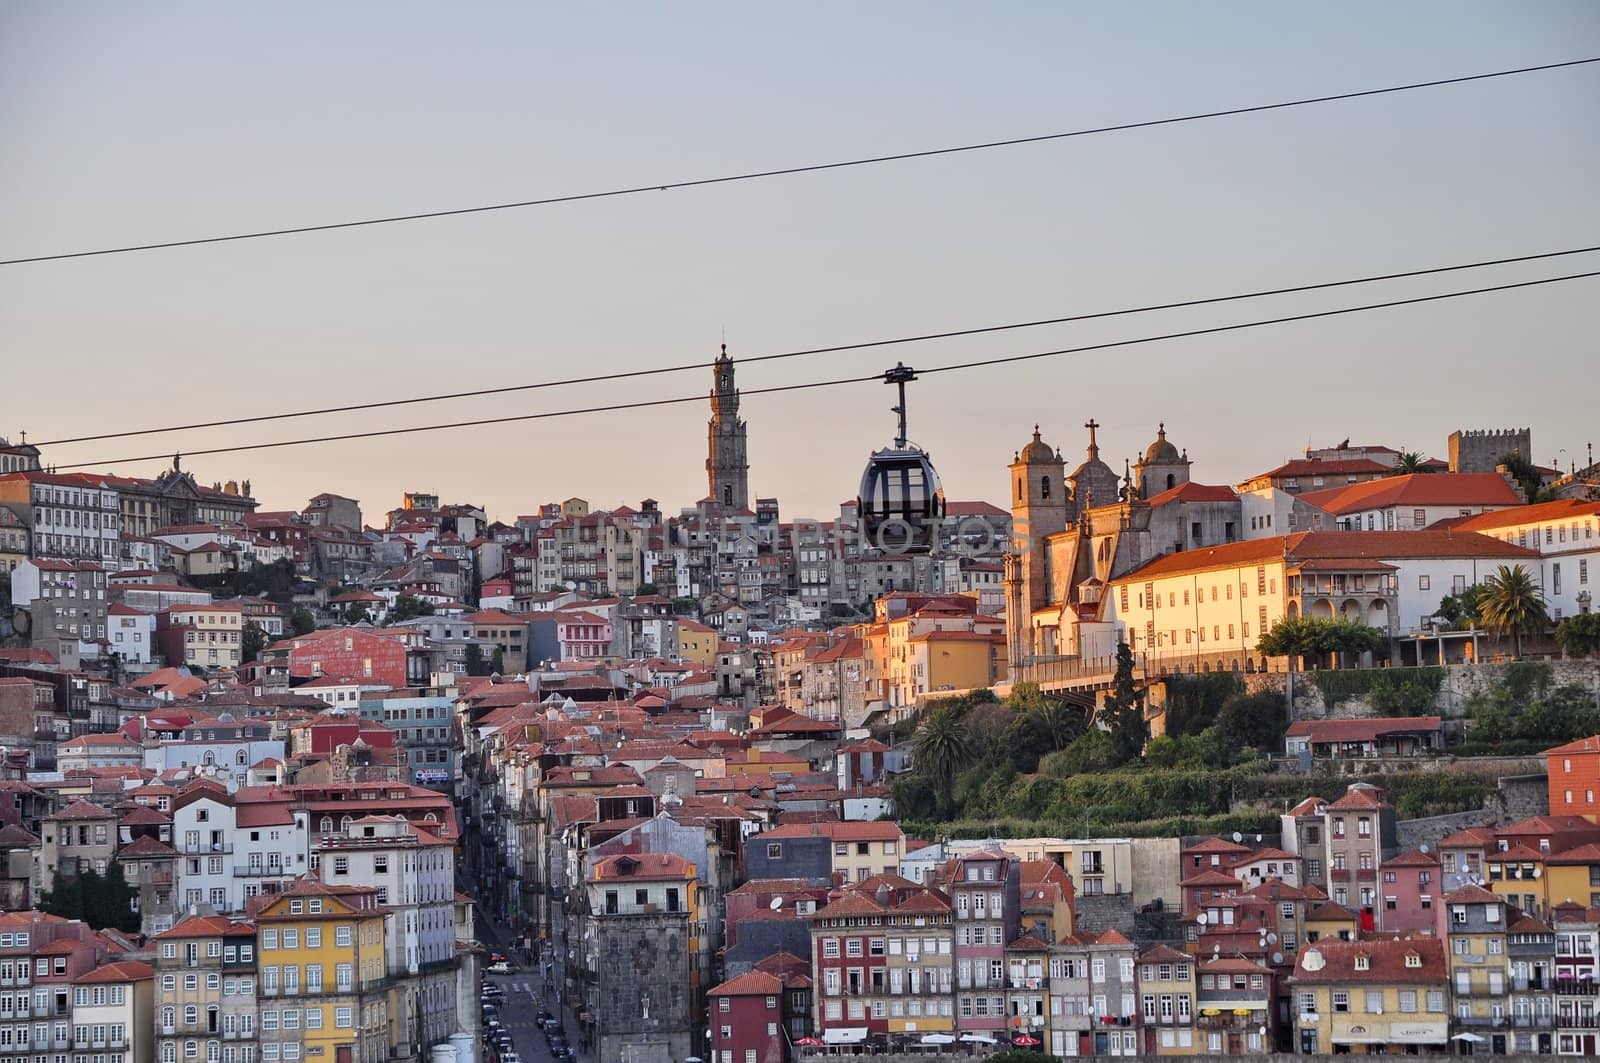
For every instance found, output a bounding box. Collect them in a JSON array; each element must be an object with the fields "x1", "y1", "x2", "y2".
[
  {"x1": 1332, "y1": 992, "x2": 1349, "y2": 1013},
  {"x1": 1418, "y1": 574, "x2": 1430, "y2": 591}
]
